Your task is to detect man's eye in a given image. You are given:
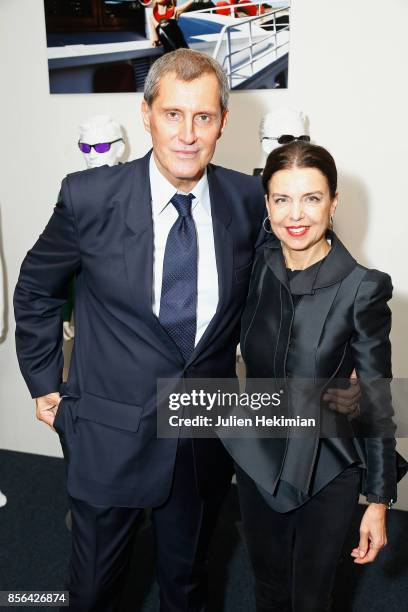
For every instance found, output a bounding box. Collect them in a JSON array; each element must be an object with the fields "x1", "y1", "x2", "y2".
[
  {"x1": 166, "y1": 112, "x2": 180, "y2": 120},
  {"x1": 196, "y1": 114, "x2": 211, "y2": 123}
]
